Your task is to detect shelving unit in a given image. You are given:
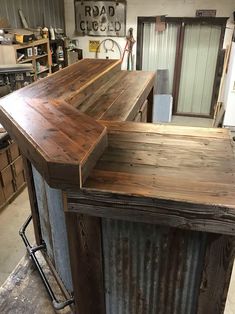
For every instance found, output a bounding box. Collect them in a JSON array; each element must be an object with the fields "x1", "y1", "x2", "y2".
[
  {"x1": 0, "y1": 38, "x2": 52, "y2": 81},
  {"x1": 50, "y1": 39, "x2": 67, "y2": 73}
]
